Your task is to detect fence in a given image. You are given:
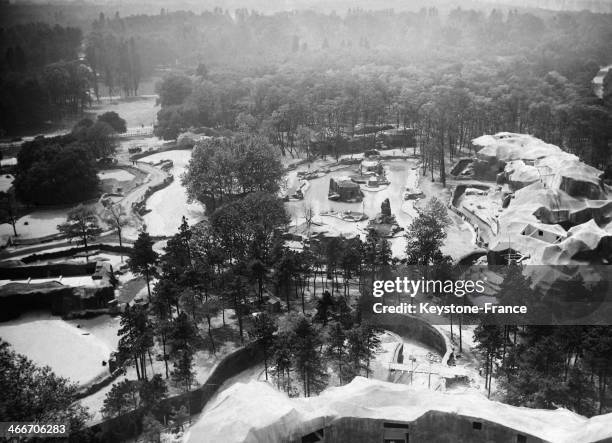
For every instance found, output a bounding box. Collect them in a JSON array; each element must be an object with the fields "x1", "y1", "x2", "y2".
[{"x1": 120, "y1": 127, "x2": 155, "y2": 138}]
